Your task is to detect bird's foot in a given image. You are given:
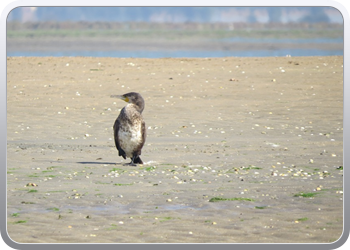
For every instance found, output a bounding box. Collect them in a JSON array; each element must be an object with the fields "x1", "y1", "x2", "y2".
[{"x1": 129, "y1": 161, "x2": 137, "y2": 166}]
